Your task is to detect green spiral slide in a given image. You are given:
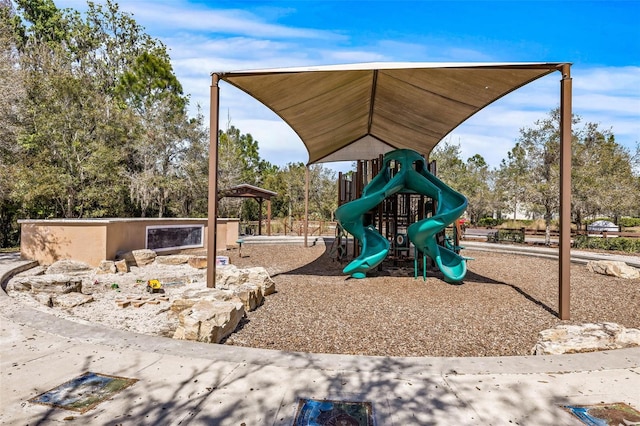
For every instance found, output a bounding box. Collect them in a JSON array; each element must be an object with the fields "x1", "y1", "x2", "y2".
[{"x1": 334, "y1": 149, "x2": 468, "y2": 282}]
